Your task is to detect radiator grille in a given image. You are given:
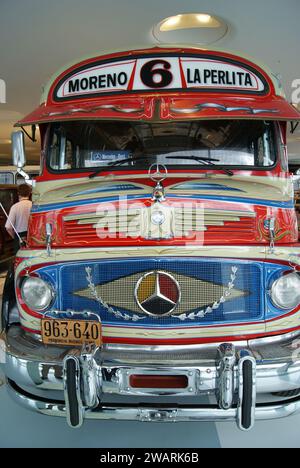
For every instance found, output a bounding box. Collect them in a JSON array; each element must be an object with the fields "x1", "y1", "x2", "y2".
[{"x1": 53, "y1": 258, "x2": 263, "y2": 326}]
